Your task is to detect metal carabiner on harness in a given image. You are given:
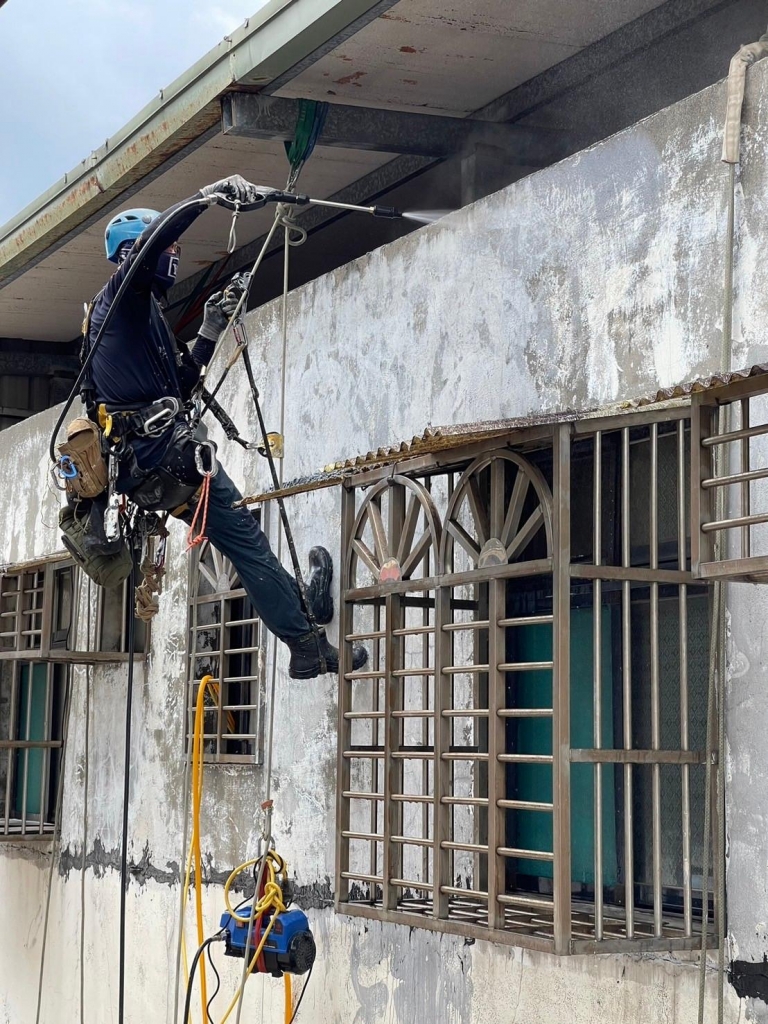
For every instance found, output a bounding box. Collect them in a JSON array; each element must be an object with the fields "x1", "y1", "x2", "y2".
[
  {"x1": 194, "y1": 440, "x2": 218, "y2": 478},
  {"x1": 143, "y1": 396, "x2": 181, "y2": 437}
]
